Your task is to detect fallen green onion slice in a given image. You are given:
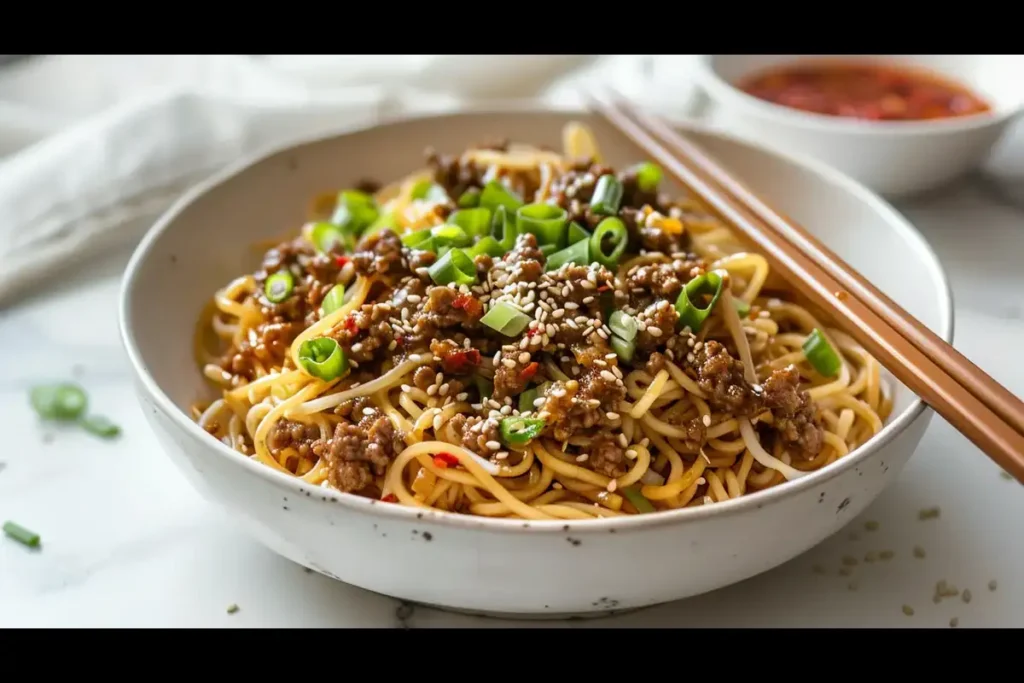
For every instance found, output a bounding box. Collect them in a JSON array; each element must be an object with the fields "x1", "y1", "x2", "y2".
[
  {"x1": 81, "y1": 415, "x2": 121, "y2": 439},
  {"x1": 545, "y1": 238, "x2": 590, "y2": 272},
  {"x1": 608, "y1": 311, "x2": 638, "y2": 341},
  {"x1": 464, "y1": 236, "x2": 505, "y2": 259},
  {"x1": 567, "y1": 221, "x2": 591, "y2": 245},
  {"x1": 431, "y1": 224, "x2": 471, "y2": 249},
  {"x1": 320, "y1": 284, "x2": 347, "y2": 316},
  {"x1": 30, "y1": 383, "x2": 87, "y2": 421},
  {"x1": 621, "y1": 485, "x2": 655, "y2": 513},
  {"x1": 428, "y1": 248, "x2": 477, "y2": 287},
  {"x1": 634, "y1": 162, "x2": 663, "y2": 193},
  {"x1": 297, "y1": 337, "x2": 348, "y2": 381},
  {"x1": 457, "y1": 188, "x2": 481, "y2": 208},
  {"x1": 589, "y1": 217, "x2": 629, "y2": 270},
  {"x1": 802, "y1": 328, "x2": 842, "y2": 378},
  {"x1": 675, "y1": 271, "x2": 725, "y2": 332},
  {"x1": 450, "y1": 208, "x2": 492, "y2": 238},
  {"x1": 499, "y1": 416, "x2": 546, "y2": 445},
  {"x1": 310, "y1": 222, "x2": 351, "y2": 254},
  {"x1": 734, "y1": 299, "x2": 751, "y2": 318},
  {"x1": 517, "y1": 203, "x2": 569, "y2": 248},
  {"x1": 480, "y1": 301, "x2": 531, "y2": 337},
  {"x1": 610, "y1": 335, "x2": 635, "y2": 363},
  {"x1": 590, "y1": 174, "x2": 624, "y2": 216},
  {"x1": 480, "y1": 180, "x2": 523, "y2": 215},
  {"x1": 3, "y1": 521, "x2": 40, "y2": 548},
  {"x1": 264, "y1": 270, "x2": 295, "y2": 303},
  {"x1": 491, "y1": 205, "x2": 518, "y2": 251}
]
